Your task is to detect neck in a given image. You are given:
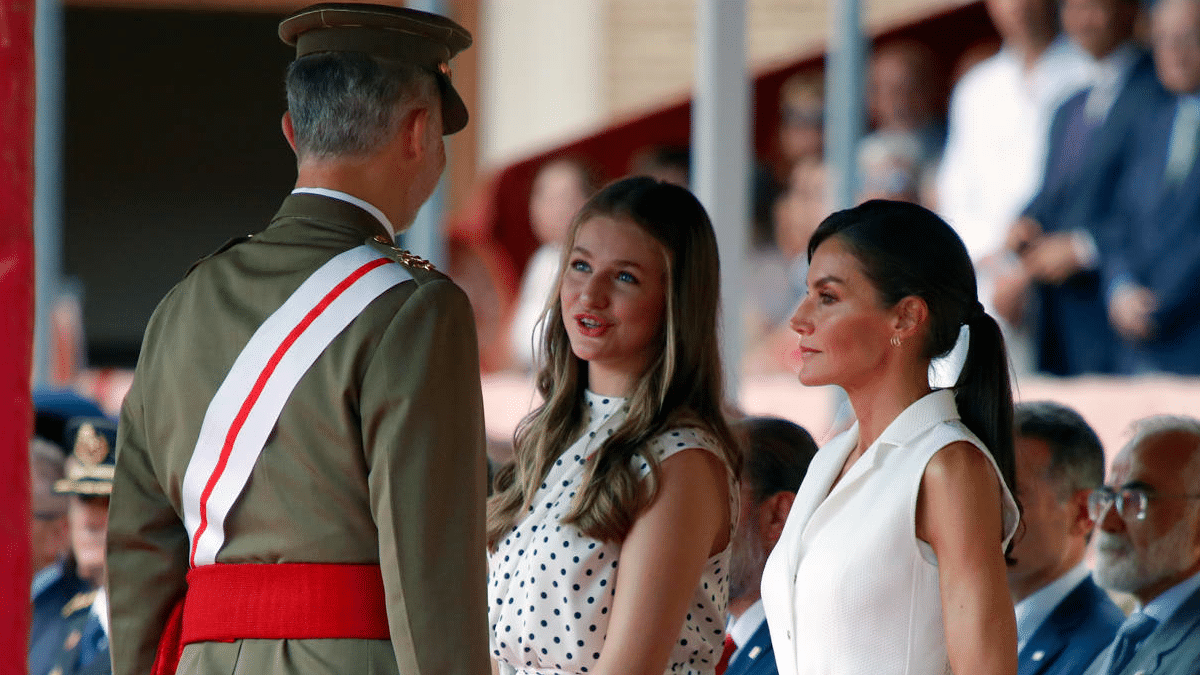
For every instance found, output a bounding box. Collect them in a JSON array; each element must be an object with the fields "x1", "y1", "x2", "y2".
[
  {"x1": 586, "y1": 359, "x2": 648, "y2": 398},
  {"x1": 728, "y1": 593, "x2": 760, "y2": 620},
  {"x1": 1089, "y1": 41, "x2": 1125, "y2": 62},
  {"x1": 845, "y1": 359, "x2": 932, "y2": 454},
  {"x1": 294, "y1": 156, "x2": 418, "y2": 233},
  {"x1": 1011, "y1": 31, "x2": 1055, "y2": 71},
  {"x1": 1135, "y1": 560, "x2": 1200, "y2": 606},
  {"x1": 1009, "y1": 550, "x2": 1085, "y2": 603}
]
